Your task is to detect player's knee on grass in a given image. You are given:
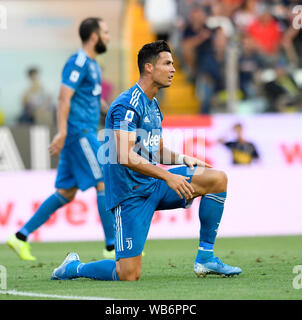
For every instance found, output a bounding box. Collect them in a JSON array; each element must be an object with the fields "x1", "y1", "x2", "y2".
[
  {"x1": 122, "y1": 270, "x2": 141, "y2": 281},
  {"x1": 116, "y1": 258, "x2": 142, "y2": 281},
  {"x1": 57, "y1": 188, "x2": 77, "y2": 202},
  {"x1": 118, "y1": 265, "x2": 141, "y2": 281}
]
